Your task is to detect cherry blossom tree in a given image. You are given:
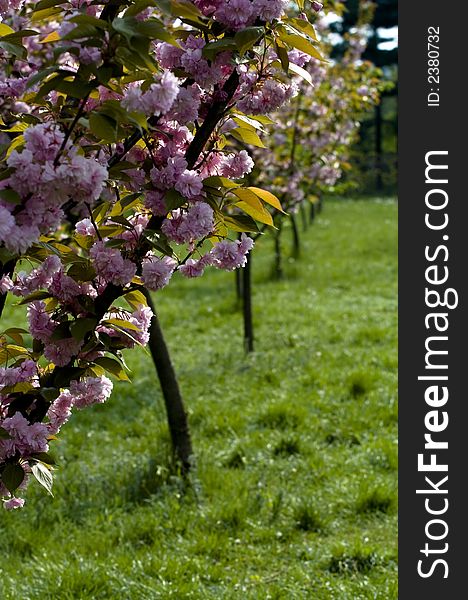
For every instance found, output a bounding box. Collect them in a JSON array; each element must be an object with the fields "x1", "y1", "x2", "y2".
[{"x1": 0, "y1": 0, "x2": 326, "y2": 508}]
